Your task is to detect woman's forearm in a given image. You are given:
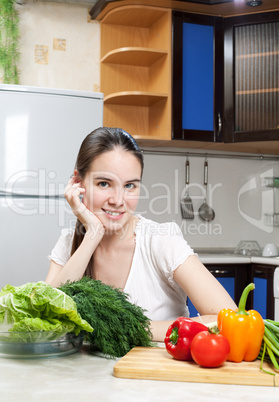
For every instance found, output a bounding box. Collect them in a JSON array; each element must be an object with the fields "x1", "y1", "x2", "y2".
[
  {"x1": 150, "y1": 321, "x2": 173, "y2": 342},
  {"x1": 46, "y1": 230, "x2": 102, "y2": 287}
]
